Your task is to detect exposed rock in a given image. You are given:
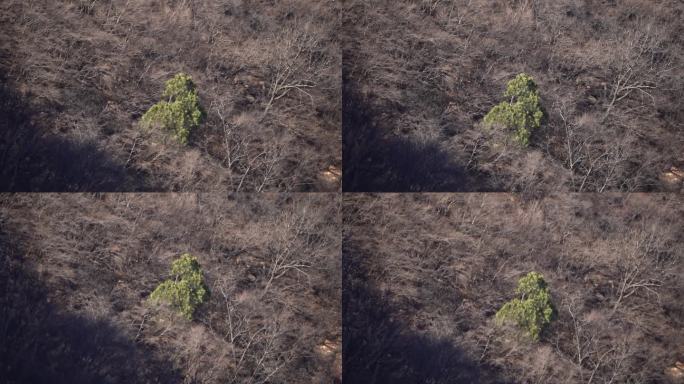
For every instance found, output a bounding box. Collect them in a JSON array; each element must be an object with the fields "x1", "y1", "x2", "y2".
[
  {"x1": 660, "y1": 166, "x2": 683, "y2": 191},
  {"x1": 321, "y1": 165, "x2": 341, "y2": 185},
  {"x1": 665, "y1": 361, "x2": 684, "y2": 383}
]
